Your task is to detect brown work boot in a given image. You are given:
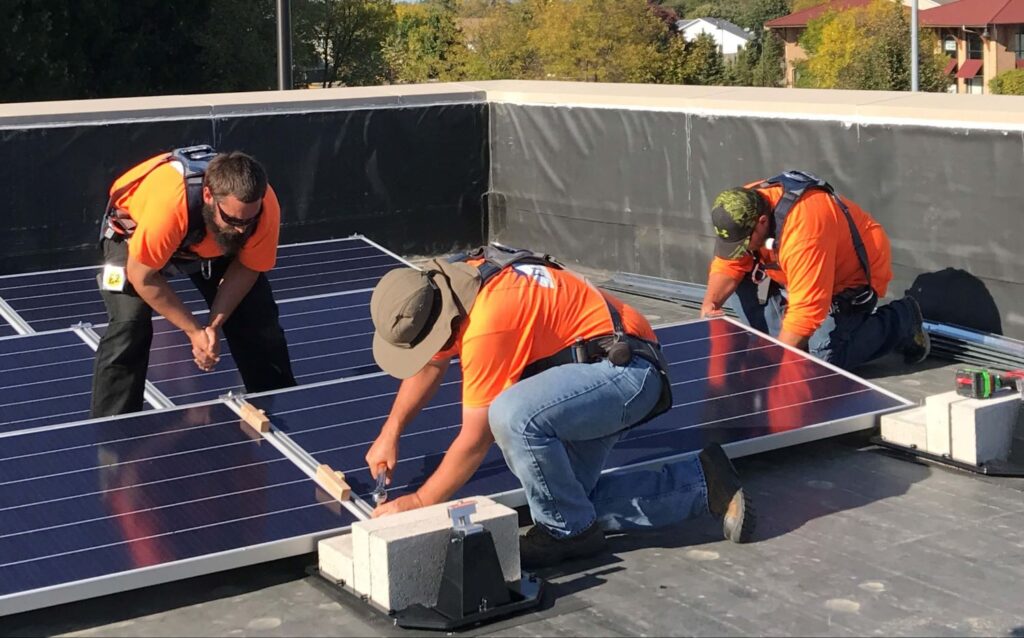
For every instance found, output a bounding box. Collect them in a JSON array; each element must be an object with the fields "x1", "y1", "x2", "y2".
[
  {"x1": 698, "y1": 443, "x2": 756, "y2": 543},
  {"x1": 901, "y1": 296, "x2": 931, "y2": 365},
  {"x1": 519, "y1": 521, "x2": 607, "y2": 569}
]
